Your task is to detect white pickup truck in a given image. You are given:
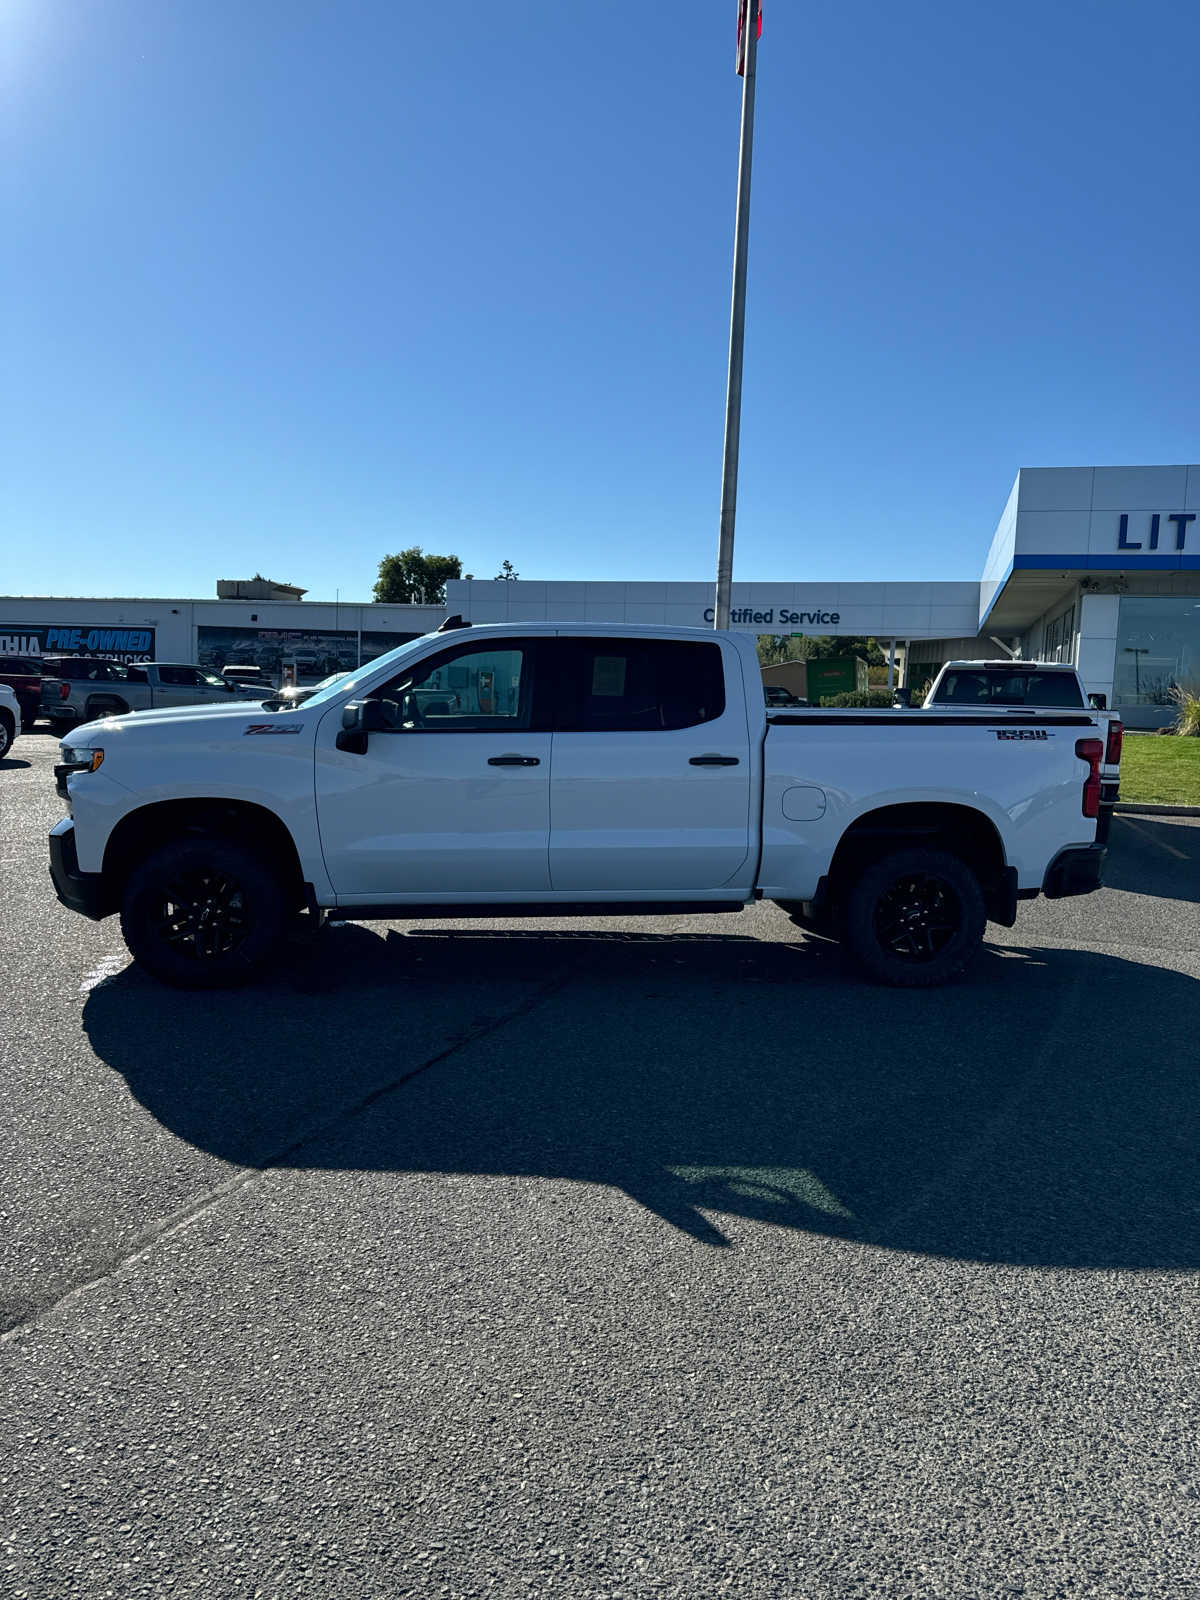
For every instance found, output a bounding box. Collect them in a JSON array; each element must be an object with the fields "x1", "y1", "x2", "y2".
[
  {"x1": 49, "y1": 623, "x2": 1113, "y2": 989},
  {"x1": 917, "y1": 659, "x2": 1123, "y2": 831}
]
